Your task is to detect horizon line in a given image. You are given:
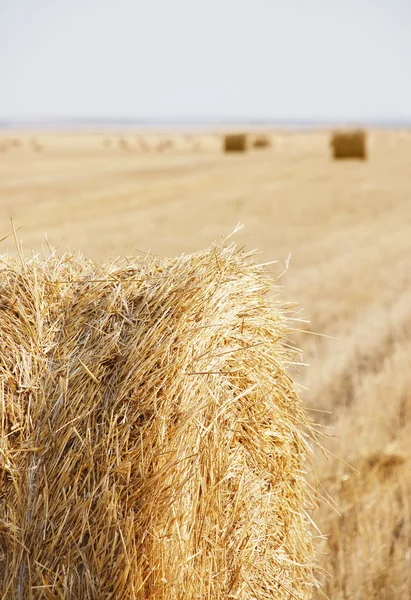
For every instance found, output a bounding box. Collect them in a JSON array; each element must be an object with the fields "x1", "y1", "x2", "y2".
[{"x1": 1, "y1": 116, "x2": 411, "y2": 131}]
